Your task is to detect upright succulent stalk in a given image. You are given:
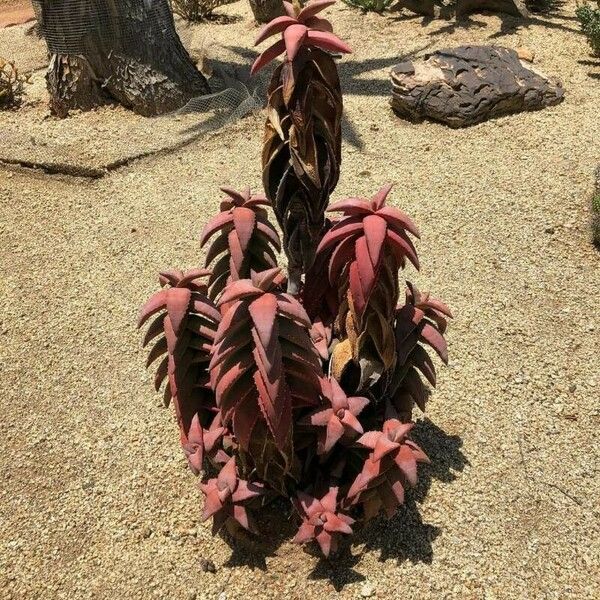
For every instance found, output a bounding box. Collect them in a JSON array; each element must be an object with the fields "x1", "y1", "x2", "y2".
[
  {"x1": 200, "y1": 187, "x2": 281, "y2": 300},
  {"x1": 138, "y1": 270, "x2": 221, "y2": 471},
  {"x1": 315, "y1": 184, "x2": 421, "y2": 390},
  {"x1": 252, "y1": 0, "x2": 351, "y2": 293},
  {"x1": 209, "y1": 268, "x2": 323, "y2": 490}
]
